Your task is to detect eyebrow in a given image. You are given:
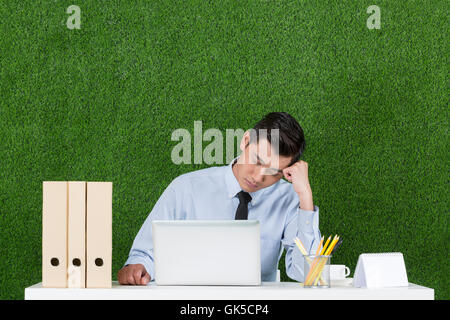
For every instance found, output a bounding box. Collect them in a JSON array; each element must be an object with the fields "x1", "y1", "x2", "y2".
[{"x1": 255, "y1": 154, "x2": 283, "y2": 173}]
